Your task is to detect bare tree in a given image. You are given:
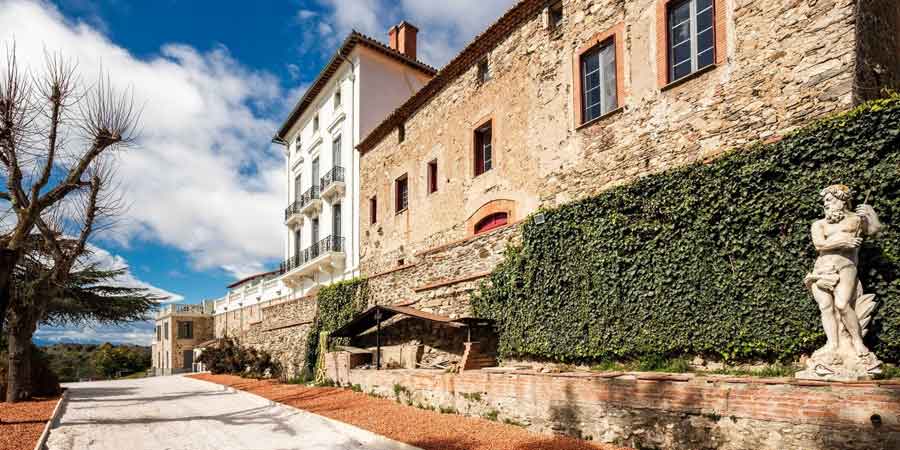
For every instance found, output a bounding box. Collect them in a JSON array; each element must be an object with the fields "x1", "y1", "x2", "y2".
[{"x1": 0, "y1": 43, "x2": 138, "y2": 328}]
